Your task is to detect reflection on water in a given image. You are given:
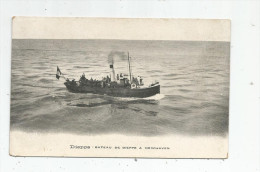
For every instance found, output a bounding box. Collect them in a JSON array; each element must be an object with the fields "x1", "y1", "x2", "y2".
[{"x1": 11, "y1": 39, "x2": 230, "y2": 136}]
